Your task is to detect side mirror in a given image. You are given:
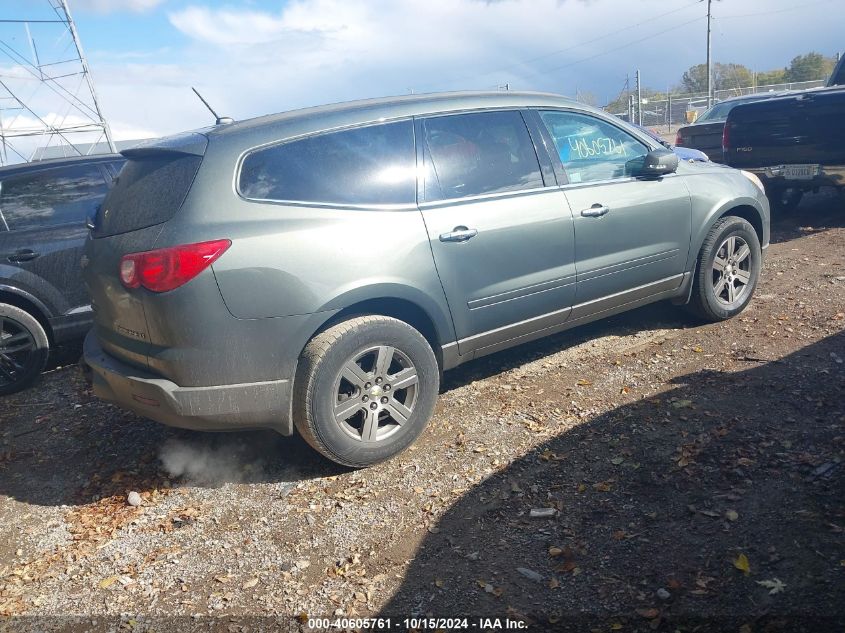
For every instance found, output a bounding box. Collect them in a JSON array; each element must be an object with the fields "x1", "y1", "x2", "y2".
[{"x1": 627, "y1": 148, "x2": 679, "y2": 179}]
